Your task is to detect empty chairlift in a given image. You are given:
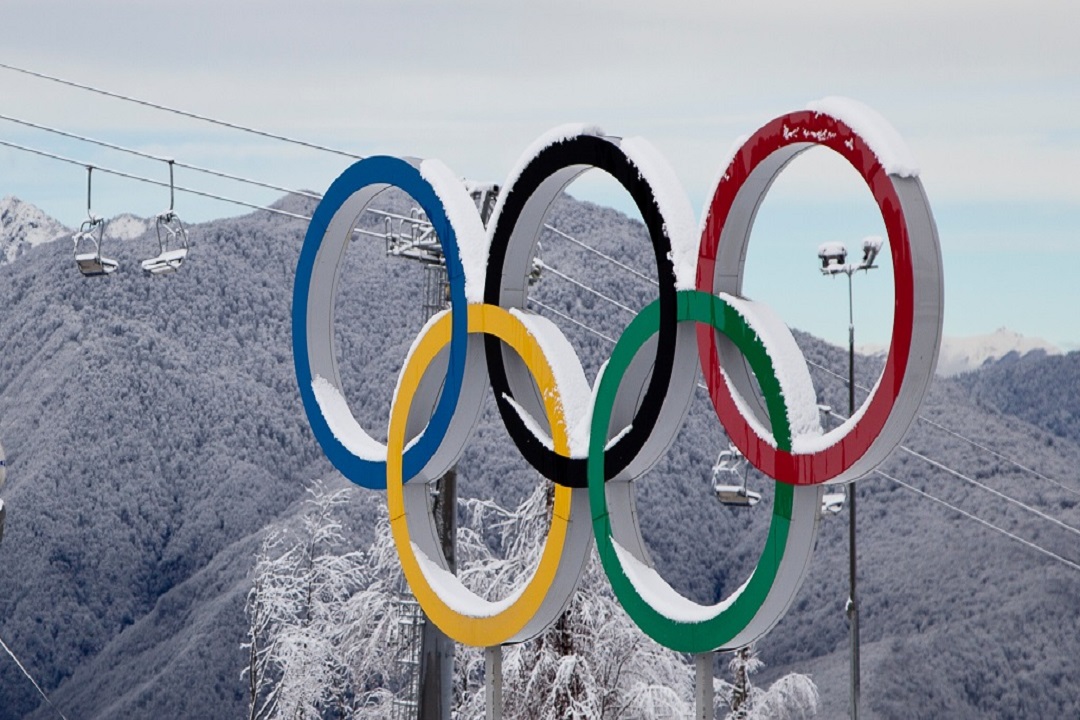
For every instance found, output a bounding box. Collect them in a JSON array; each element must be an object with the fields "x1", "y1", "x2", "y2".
[
  {"x1": 141, "y1": 160, "x2": 189, "y2": 275},
  {"x1": 712, "y1": 444, "x2": 761, "y2": 508},
  {"x1": 72, "y1": 166, "x2": 119, "y2": 277}
]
